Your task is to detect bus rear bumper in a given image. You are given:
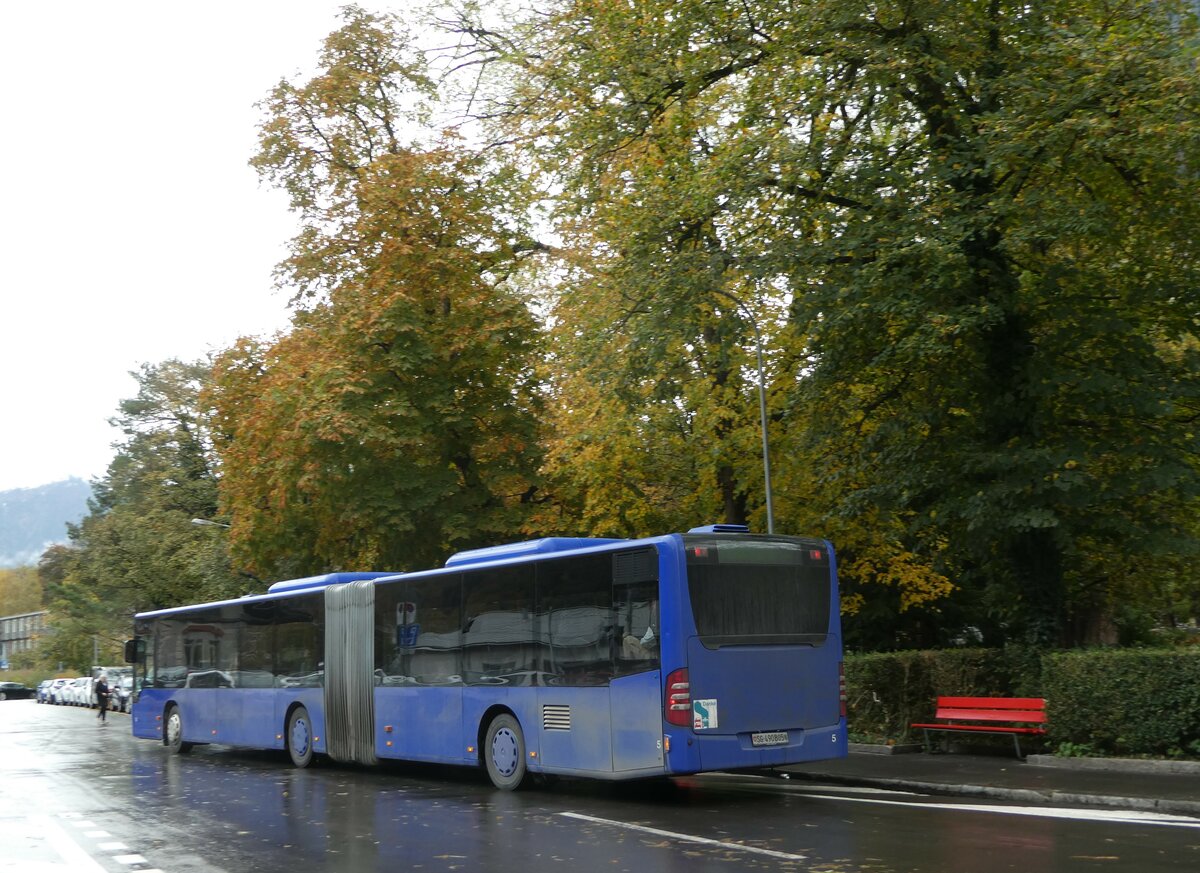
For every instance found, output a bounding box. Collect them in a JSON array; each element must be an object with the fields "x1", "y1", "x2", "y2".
[{"x1": 665, "y1": 719, "x2": 848, "y2": 774}]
